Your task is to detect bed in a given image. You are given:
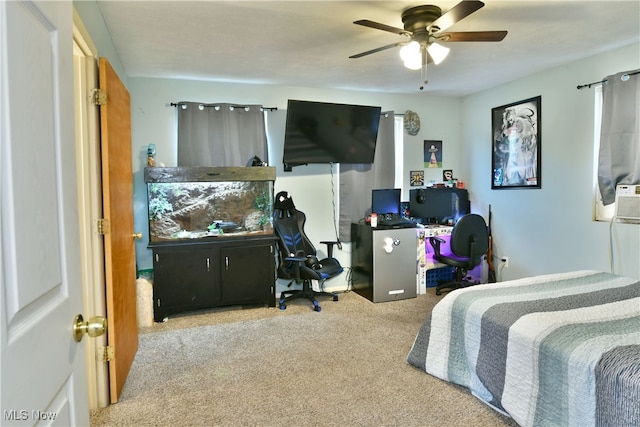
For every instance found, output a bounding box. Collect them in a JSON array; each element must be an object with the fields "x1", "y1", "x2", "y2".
[{"x1": 407, "y1": 270, "x2": 640, "y2": 427}]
